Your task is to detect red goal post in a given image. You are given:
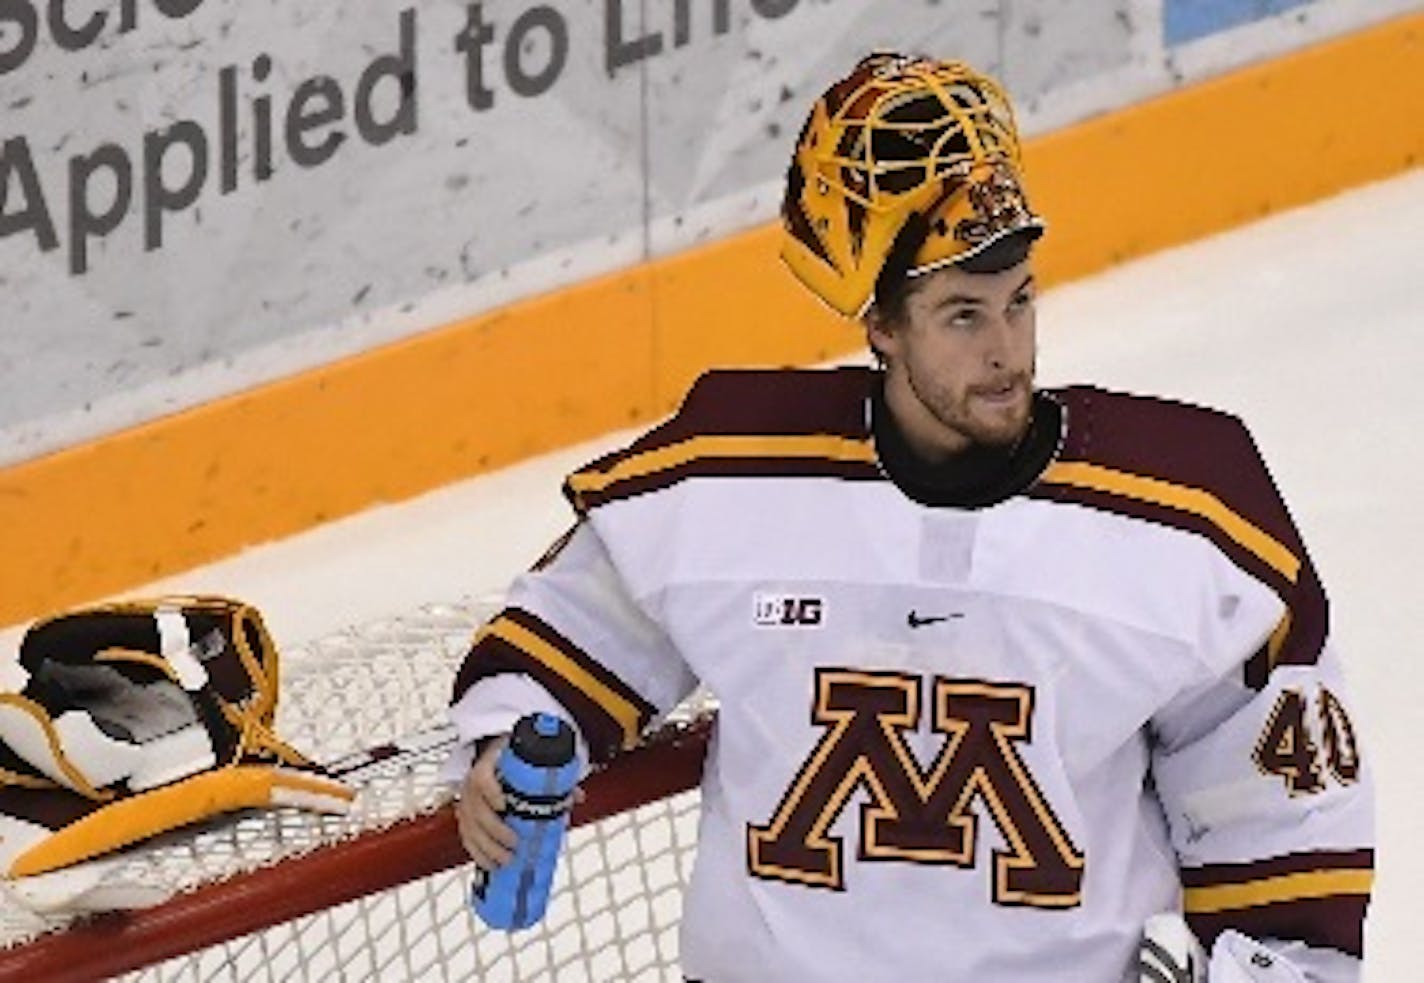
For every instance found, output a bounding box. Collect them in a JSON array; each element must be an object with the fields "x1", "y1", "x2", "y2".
[{"x1": 0, "y1": 600, "x2": 714, "y2": 982}]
